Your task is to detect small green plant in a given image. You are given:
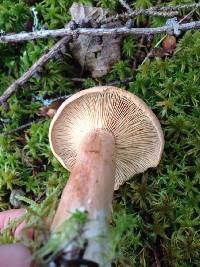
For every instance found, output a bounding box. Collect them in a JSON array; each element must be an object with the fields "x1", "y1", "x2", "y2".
[{"x1": 122, "y1": 37, "x2": 137, "y2": 58}]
